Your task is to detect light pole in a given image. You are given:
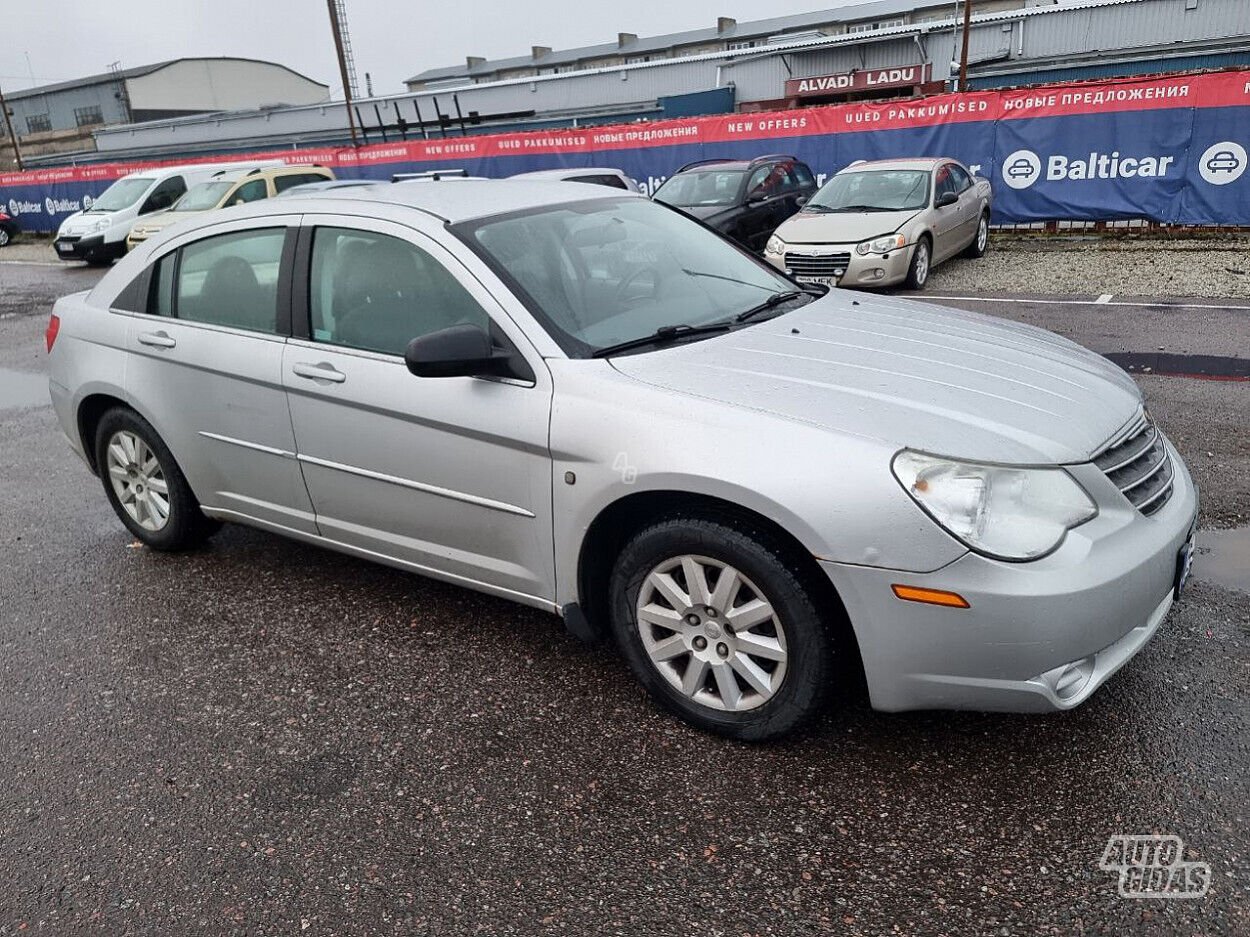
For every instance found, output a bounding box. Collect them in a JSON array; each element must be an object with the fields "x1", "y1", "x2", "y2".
[
  {"x1": 958, "y1": 0, "x2": 973, "y2": 92},
  {"x1": 0, "y1": 81, "x2": 25, "y2": 171}
]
